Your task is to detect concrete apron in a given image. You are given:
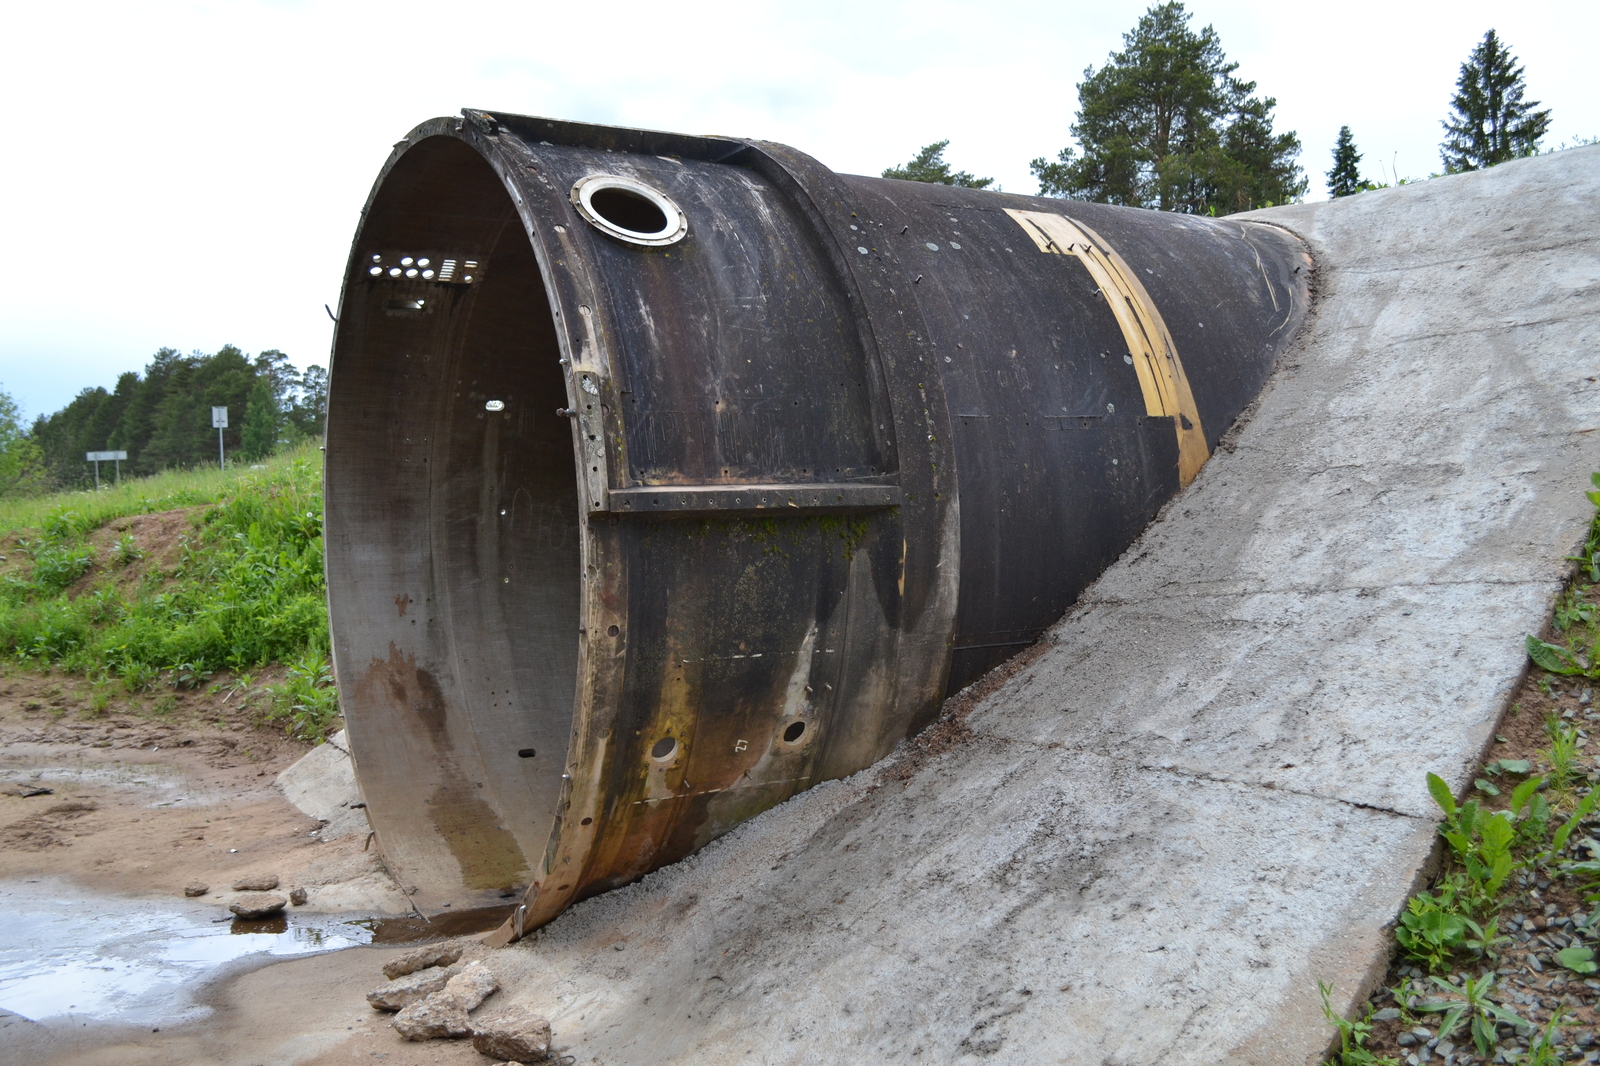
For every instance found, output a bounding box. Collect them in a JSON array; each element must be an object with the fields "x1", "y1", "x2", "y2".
[{"x1": 478, "y1": 145, "x2": 1600, "y2": 1065}]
